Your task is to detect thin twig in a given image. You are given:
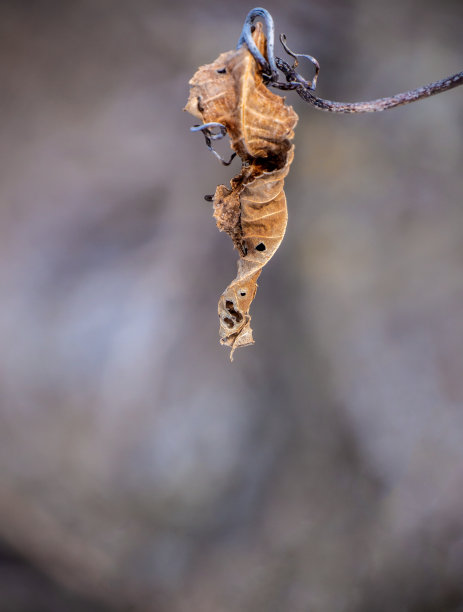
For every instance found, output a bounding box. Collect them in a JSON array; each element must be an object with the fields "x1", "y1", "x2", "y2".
[
  {"x1": 276, "y1": 58, "x2": 463, "y2": 113},
  {"x1": 237, "y1": 7, "x2": 463, "y2": 114}
]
